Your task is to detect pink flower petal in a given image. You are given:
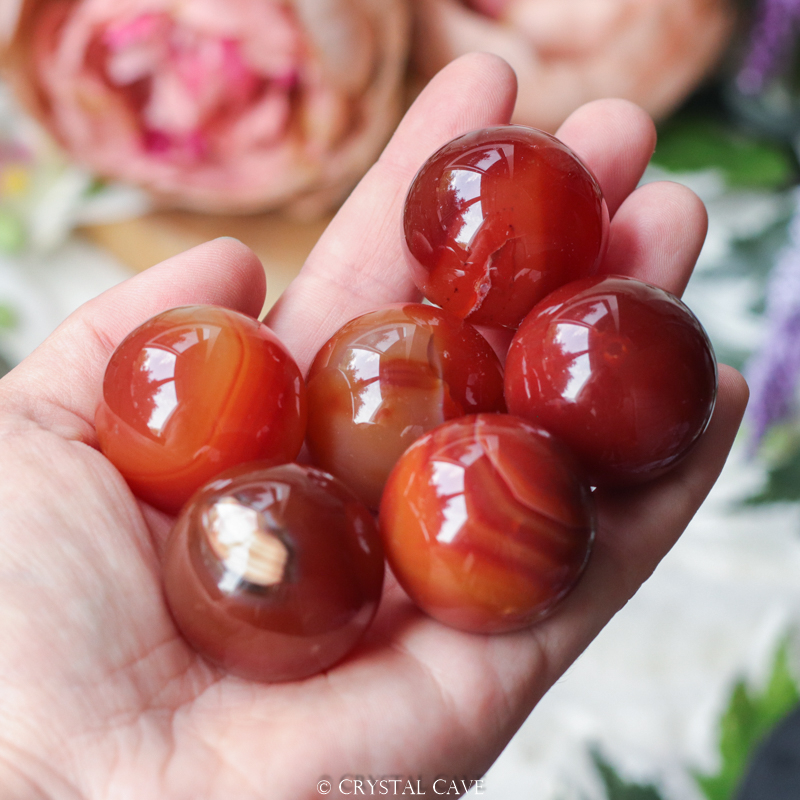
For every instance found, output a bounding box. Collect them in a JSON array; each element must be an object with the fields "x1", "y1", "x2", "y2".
[
  {"x1": 16, "y1": 0, "x2": 409, "y2": 213},
  {"x1": 104, "y1": 12, "x2": 169, "y2": 50}
]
